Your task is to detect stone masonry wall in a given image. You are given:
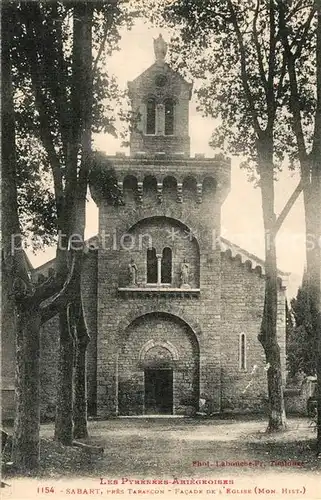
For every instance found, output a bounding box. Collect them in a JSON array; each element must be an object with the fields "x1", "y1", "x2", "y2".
[
  {"x1": 117, "y1": 216, "x2": 200, "y2": 288},
  {"x1": 220, "y1": 252, "x2": 286, "y2": 413},
  {"x1": 1, "y1": 279, "x2": 17, "y2": 419},
  {"x1": 40, "y1": 316, "x2": 59, "y2": 418},
  {"x1": 34, "y1": 204, "x2": 286, "y2": 419},
  {"x1": 37, "y1": 250, "x2": 98, "y2": 419},
  {"x1": 82, "y1": 250, "x2": 98, "y2": 415},
  {"x1": 96, "y1": 181, "x2": 223, "y2": 416},
  {"x1": 118, "y1": 312, "x2": 199, "y2": 415},
  {"x1": 129, "y1": 60, "x2": 191, "y2": 156},
  {"x1": 95, "y1": 158, "x2": 285, "y2": 416}
]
